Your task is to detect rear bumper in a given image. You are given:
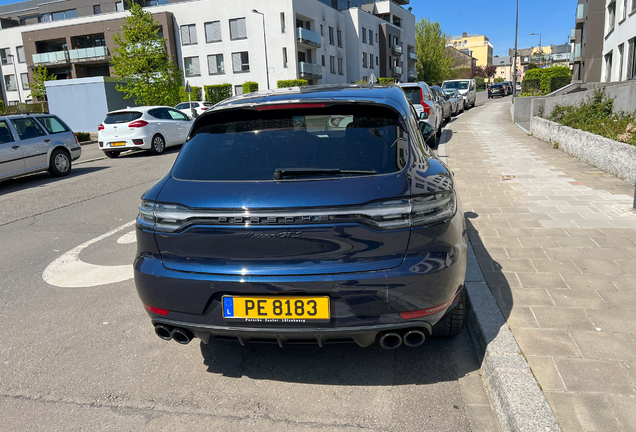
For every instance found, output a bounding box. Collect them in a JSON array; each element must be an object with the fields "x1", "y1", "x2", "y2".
[{"x1": 99, "y1": 138, "x2": 149, "y2": 151}]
